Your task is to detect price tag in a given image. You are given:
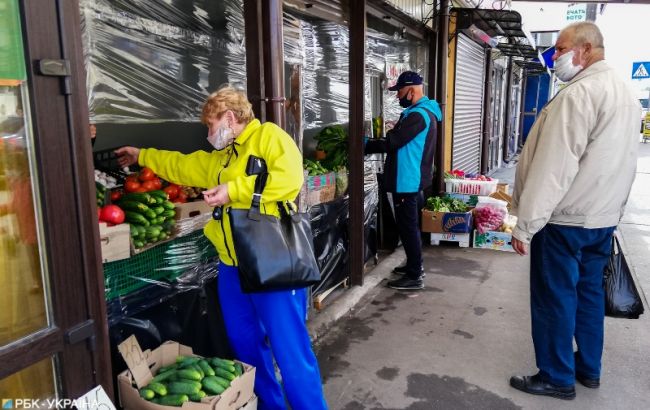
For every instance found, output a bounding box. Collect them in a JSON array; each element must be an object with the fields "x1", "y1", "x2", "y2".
[
  {"x1": 117, "y1": 335, "x2": 152, "y2": 388},
  {"x1": 75, "y1": 385, "x2": 116, "y2": 410}
]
